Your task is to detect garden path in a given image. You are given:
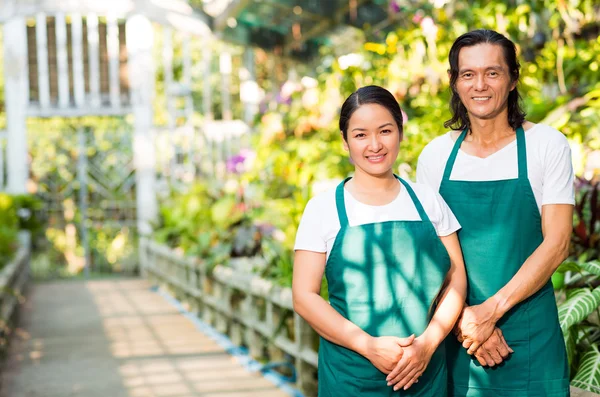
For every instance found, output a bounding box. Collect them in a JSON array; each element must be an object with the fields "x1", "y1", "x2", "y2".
[{"x1": 0, "y1": 278, "x2": 292, "y2": 397}]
